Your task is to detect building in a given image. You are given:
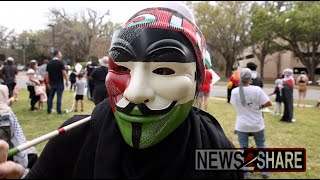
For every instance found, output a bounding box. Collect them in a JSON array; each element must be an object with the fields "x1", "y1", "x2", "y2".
[{"x1": 237, "y1": 47, "x2": 320, "y2": 81}]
